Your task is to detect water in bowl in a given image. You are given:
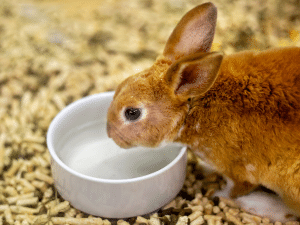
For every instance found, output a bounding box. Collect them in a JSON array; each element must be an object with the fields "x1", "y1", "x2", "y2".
[{"x1": 57, "y1": 121, "x2": 181, "y2": 180}]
